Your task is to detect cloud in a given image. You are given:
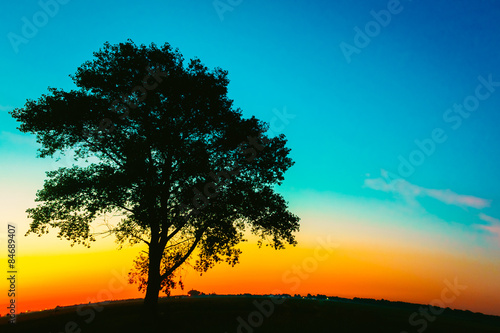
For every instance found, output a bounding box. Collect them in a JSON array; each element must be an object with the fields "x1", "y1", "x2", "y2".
[
  {"x1": 0, "y1": 131, "x2": 37, "y2": 147},
  {"x1": 478, "y1": 213, "x2": 500, "y2": 244},
  {"x1": 364, "y1": 170, "x2": 491, "y2": 209},
  {"x1": 365, "y1": 171, "x2": 499, "y2": 247},
  {"x1": 425, "y1": 189, "x2": 490, "y2": 209},
  {"x1": 479, "y1": 213, "x2": 500, "y2": 225},
  {"x1": 480, "y1": 225, "x2": 500, "y2": 242},
  {"x1": 0, "y1": 105, "x2": 14, "y2": 112}
]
